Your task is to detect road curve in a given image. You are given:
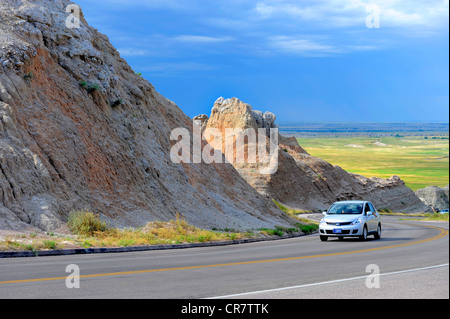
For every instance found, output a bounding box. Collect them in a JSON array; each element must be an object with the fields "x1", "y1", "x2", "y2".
[{"x1": 0, "y1": 216, "x2": 448, "y2": 299}]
